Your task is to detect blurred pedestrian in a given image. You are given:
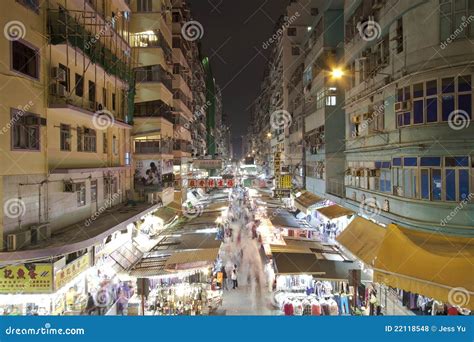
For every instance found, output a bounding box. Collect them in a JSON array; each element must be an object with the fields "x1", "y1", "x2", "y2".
[{"x1": 231, "y1": 269, "x2": 238, "y2": 289}]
